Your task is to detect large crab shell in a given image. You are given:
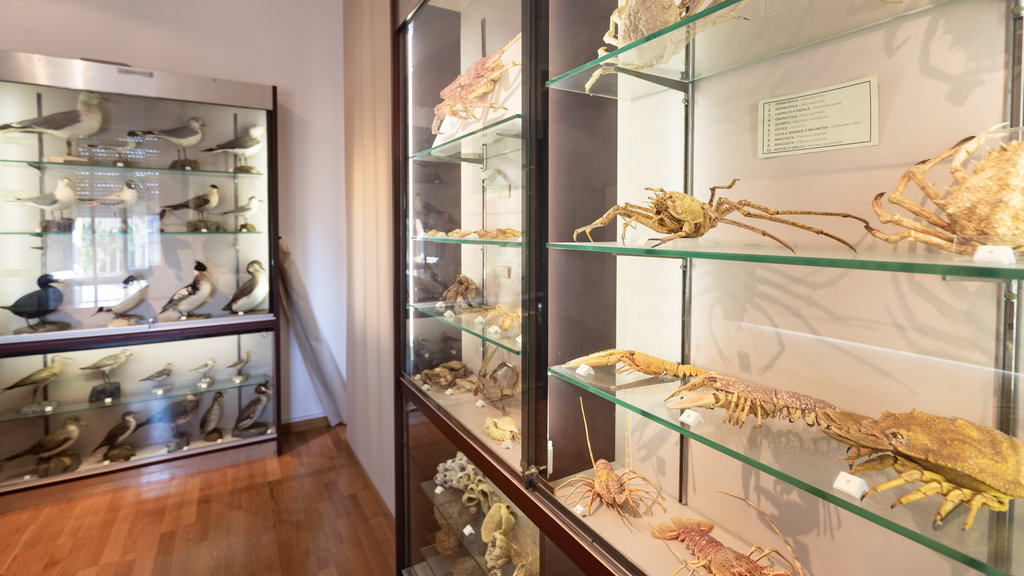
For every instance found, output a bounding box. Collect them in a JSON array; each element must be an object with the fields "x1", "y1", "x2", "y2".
[
  {"x1": 616, "y1": 0, "x2": 685, "y2": 46},
  {"x1": 819, "y1": 409, "x2": 1024, "y2": 498},
  {"x1": 945, "y1": 139, "x2": 1024, "y2": 247}
]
